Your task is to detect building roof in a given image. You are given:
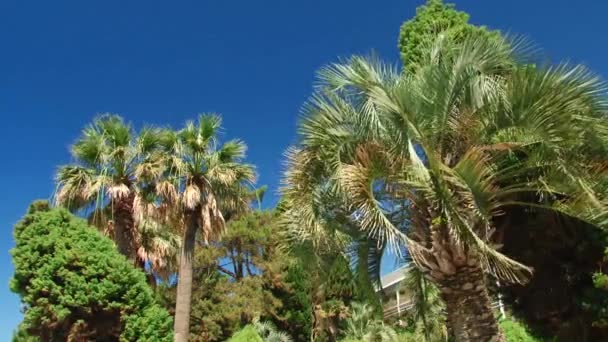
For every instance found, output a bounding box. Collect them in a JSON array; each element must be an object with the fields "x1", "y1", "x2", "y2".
[{"x1": 380, "y1": 265, "x2": 408, "y2": 290}]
